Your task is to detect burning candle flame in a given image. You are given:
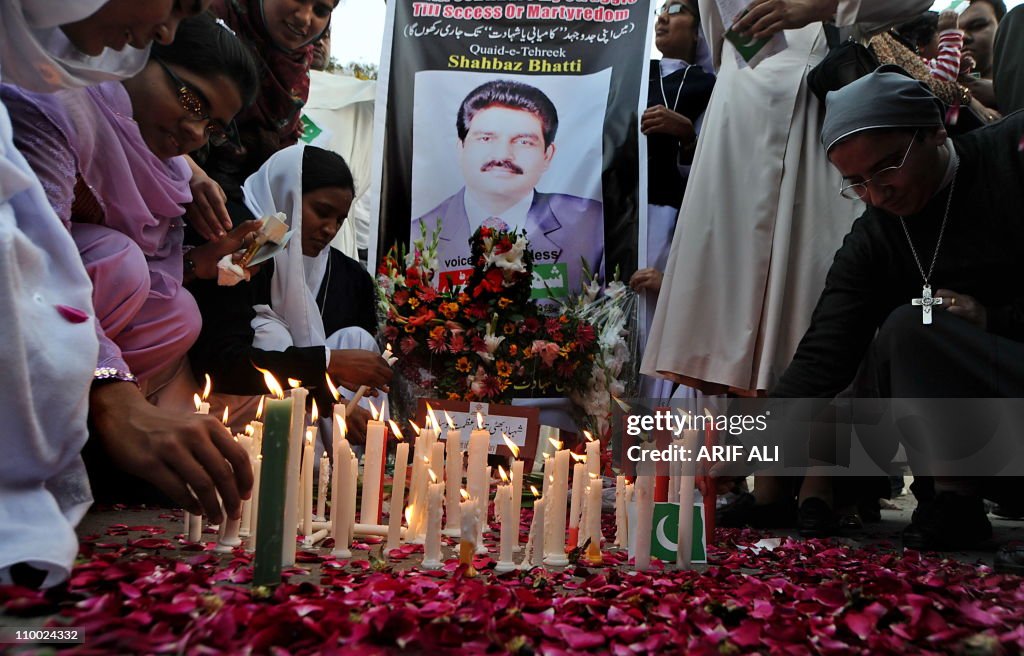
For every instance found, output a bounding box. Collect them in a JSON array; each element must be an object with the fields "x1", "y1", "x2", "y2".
[
  {"x1": 571, "y1": 452, "x2": 586, "y2": 463},
  {"x1": 305, "y1": 430, "x2": 313, "y2": 445},
  {"x1": 244, "y1": 425, "x2": 254, "y2": 437},
  {"x1": 548, "y1": 437, "x2": 563, "y2": 450},
  {"x1": 460, "y1": 489, "x2": 471, "y2": 501},
  {"x1": 339, "y1": 415, "x2": 348, "y2": 439},
  {"x1": 444, "y1": 410, "x2": 457, "y2": 431},
  {"x1": 288, "y1": 378, "x2": 302, "y2": 389},
  {"x1": 530, "y1": 485, "x2": 540, "y2": 497},
  {"x1": 476, "y1": 411, "x2": 484, "y2": 430},
  {"x1": 368, "y1": 398, "x2": 379, "y2": 422},
  {"x1": 612, "y1": 395, "x2": 631, "y2": 412},
  {"x1": 405, "y1": 506, "x2": 413, "y2": 524},
  {"x1": 584, "y1": 430, "x2": 594, "y2": 442},
  {"x1": 193, "y1": 393, "x2": 201, "y2": 412},
  {"x1": 202, "y1": 373, "x2": 212, "y2": 401},
  {"x1": 256, "y1": 396, "x2": 264, "y2": 420},
  {"x1": 385, "y1": 342, "x2": 393, "y2": 355},
  {"x1": 428, "y1": 469, "x2": 438, "y2": 484},
  {"x1": 388, "y1": 419, "x2": 404, "y2": 441},
  {"x1": 324, "y1": 373, "x2": 340, "y2": 402},
  {"x1": 221, "y1": 406, "x2": 230, "y2": 426},
  {"x1": 501, "y1": 433, "x2": 520, "y2": 458},
  {"x1": 426, "y1": 403, "x2": 440, "y2": 433},
  {"x1": 409, "y1": 420, "x2": 421, "y2": 436},
  {"x1": 498, "y1": 465, "x2": 508, "y2": 483},
  {"x1": 310, "y1": 399, "x2": 319, "y2": 424},
  {"x1": 257, "y1": 367, "x2": 285, "y2": 399}
]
